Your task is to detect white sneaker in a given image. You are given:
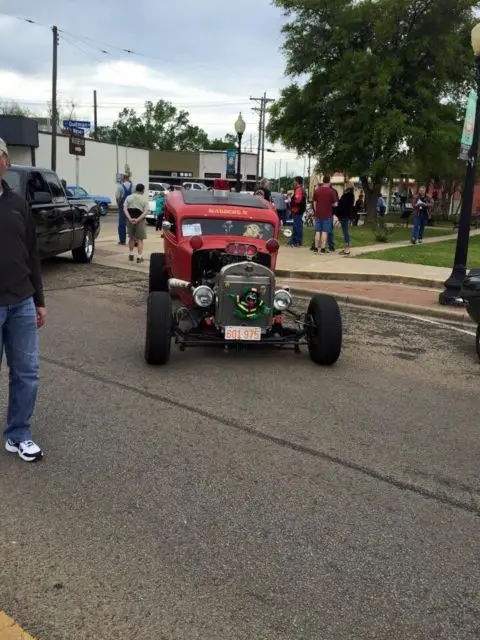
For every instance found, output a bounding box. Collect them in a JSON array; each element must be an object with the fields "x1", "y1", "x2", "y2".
[{"x1": 5, "y1": 439, "x2": 43, "y2": 462}]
